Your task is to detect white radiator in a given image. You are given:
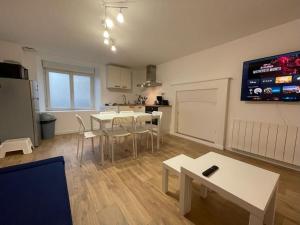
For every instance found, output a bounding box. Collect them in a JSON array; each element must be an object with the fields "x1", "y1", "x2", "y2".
[{"x1": 231, "y1": 119, "x2": 300, "y2": 167}]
